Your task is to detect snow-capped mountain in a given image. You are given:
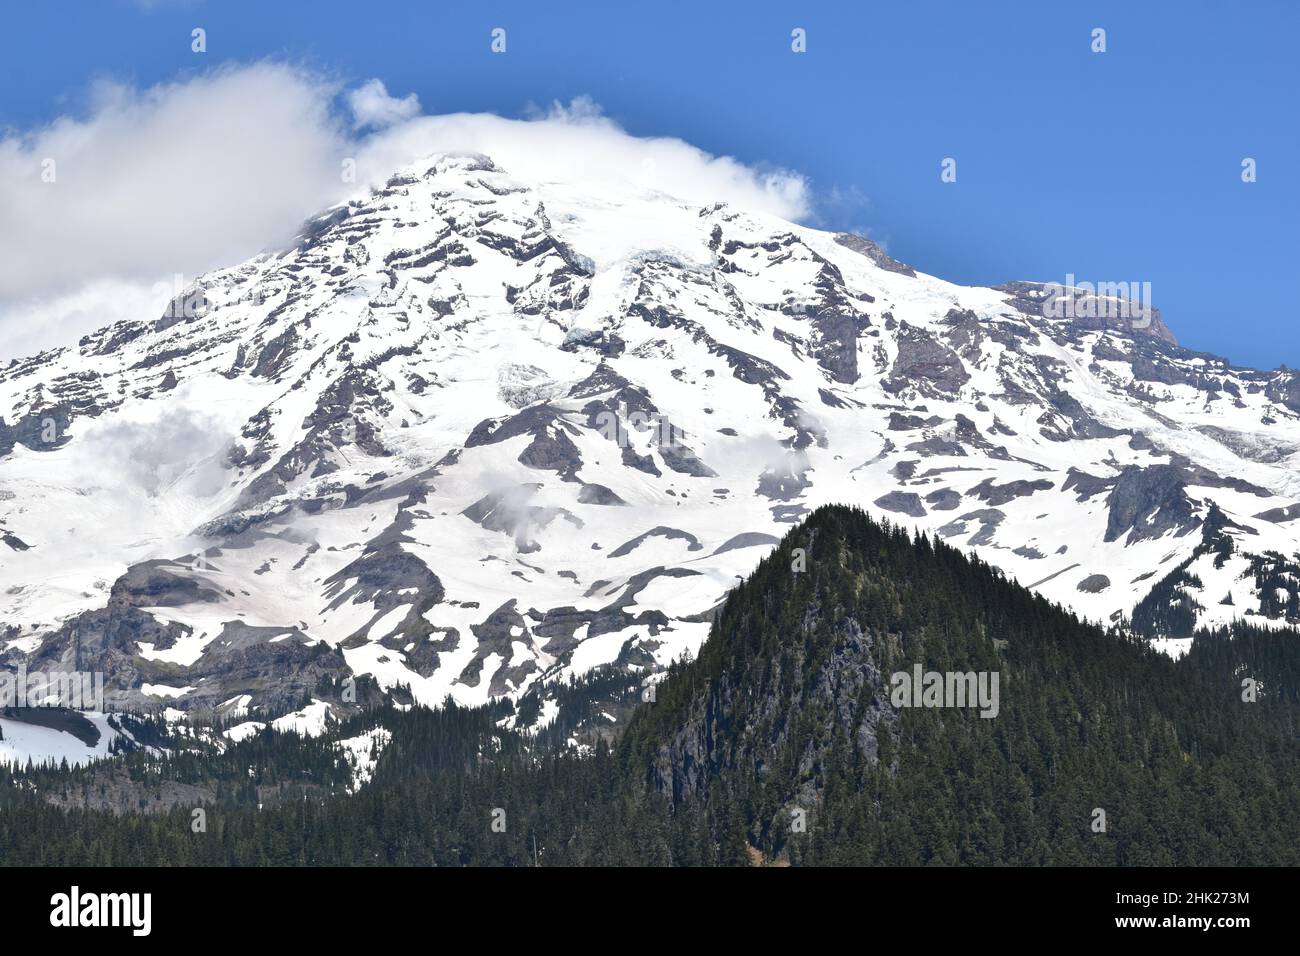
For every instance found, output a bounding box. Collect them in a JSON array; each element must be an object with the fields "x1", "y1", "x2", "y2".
[{"x1": 3, "y1": 152, "x2": 1299, "y2": 727}]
